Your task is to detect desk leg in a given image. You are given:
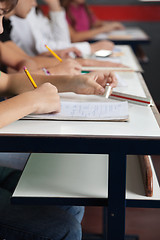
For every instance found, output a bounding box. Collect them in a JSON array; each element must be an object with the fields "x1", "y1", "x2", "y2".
[
  {"x1": 103, "y1": 207, "x2": 108, "y2": 240},
  {"x1": 107, "y1": 153, "x2": 126, "y2": 240}
]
